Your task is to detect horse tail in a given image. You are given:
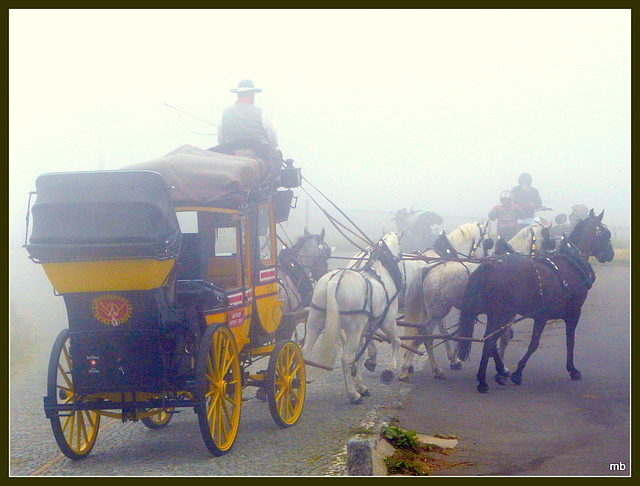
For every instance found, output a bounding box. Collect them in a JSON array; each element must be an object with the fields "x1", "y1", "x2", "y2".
[
  {"x1": 403, "y1": 265, "x2": 426, "y2": 324},
  {"x1": 308, "y1": 272, "x2": 343, "y2": 371},
  {"x1": 455, "y1": 263, "x2": 490, "y2": 361}
]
